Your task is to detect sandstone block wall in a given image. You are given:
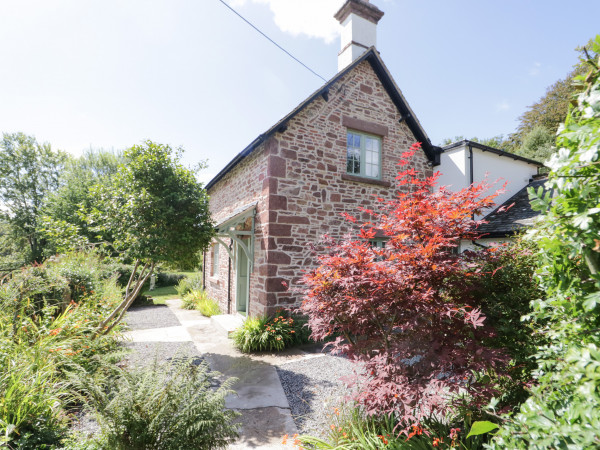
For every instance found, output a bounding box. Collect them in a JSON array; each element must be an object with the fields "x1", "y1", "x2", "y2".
[{"x1": 206, "y1": 60, "x2": 432, "y2": 317}]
